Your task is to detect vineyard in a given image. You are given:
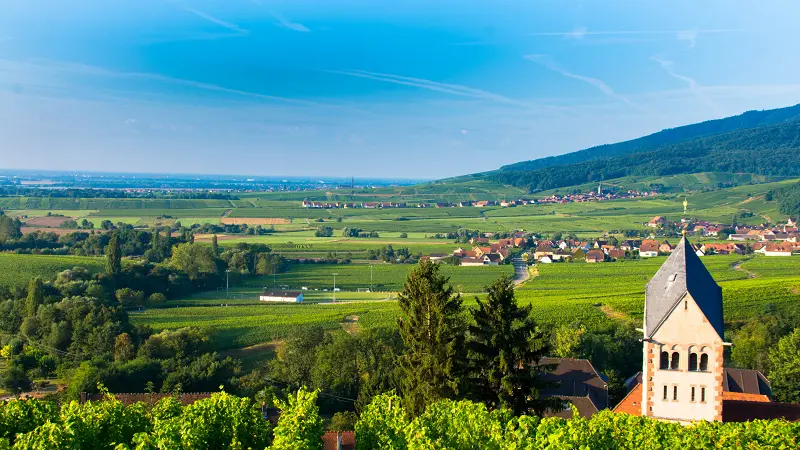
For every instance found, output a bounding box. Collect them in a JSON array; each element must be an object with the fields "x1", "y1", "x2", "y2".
[
  {"x1": 130, "y1": 301, "x2": 403, "y2": 349},
  {"x1": 516, "y1": 255, "x2": 800, "y2": 330},
  {"x1": 130, "y1": 254, "x2": 800, "y2": 350},
  {"x1": 0, "y1": 390, "x2": 796, "y2": 449},
  {"x1": 0, "y1": 254, "x2": 106, "y2": 289},
  {"x1": 253, "y1": 263, "x2": 514, "y2": 292}
]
